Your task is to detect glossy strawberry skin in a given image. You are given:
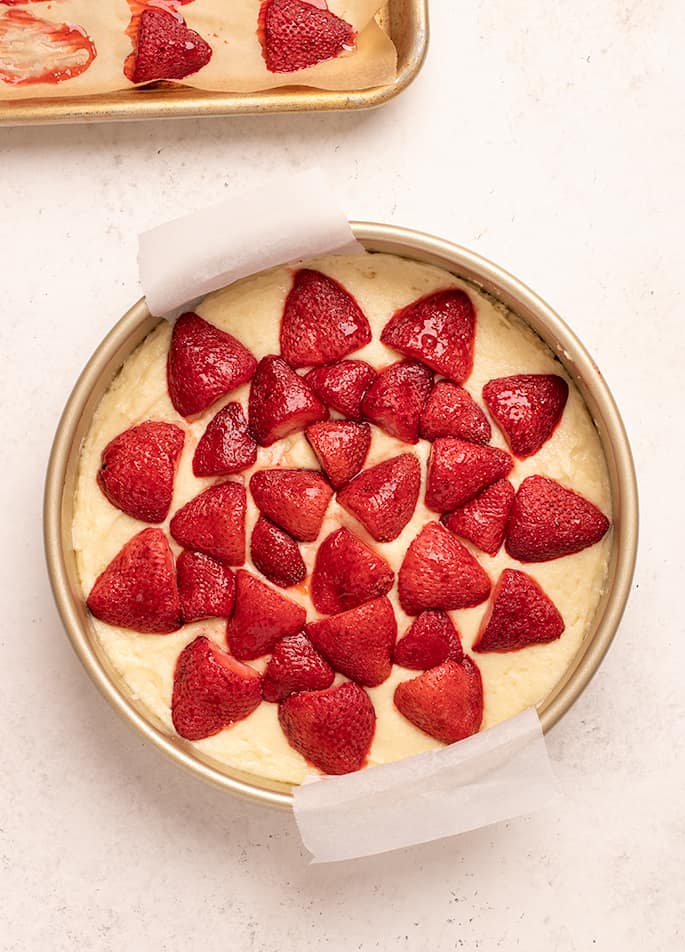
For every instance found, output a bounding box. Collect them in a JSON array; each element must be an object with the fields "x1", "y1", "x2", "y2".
[
  {"x1": 259, "y1": 0, "x2": 356, "y2": 74},
  {"x1": 176, "y1": 550, "x2": 236, "y2": 623},
  {"x1": 192, "y1": 403, "x2": 257, "y2": 477},
  {"x1": 442, "y1": 479, "x2": 515, "y2": 556},
  {"x1": 226, "y1": 569, "x2": 307, "y2": 660},
  {"x1": 483, "y1": 374, "x2": 569, "y2": 459},
  {"x1": 420, "y1": 381, "x2": 491, "y2": 444},
  {"x1": 336, "y1": 452, "x2": 421, "y2": 543},
  {"x1": 361, "y1": 360, "x2": 433, "y2": 444},
  {"x1": 305, "y1": 360, "x2": 377, "y2": 420},
  {"x1": 248, "y1": 355, "x2": 328, "y2": 447},
  {"x1": 306, "y1": 597, "x2": 397, "y2": 688},
  {"x1": 170, "y1": 481, "x2": 246, "y2": 566},
  {"x1": 262, "y1": 633, "x2": 335, "y2": 703},
  {"x1": 311, "y1": 526, "x2": 394, "y2": 615},
  {"x1": 473, "y1": 569, "x2": 565, "y2": 653},
  {"x1": 394, "y1": 658, "x2": 483, "y2": 745},
  {"x1": 394, "y1": 610, "x2": 463, "y2": 670},
  {"x1": 425, "y1": 438, "x2": 513, "y2": 512},
  {"x1": 129, "y1": 8, "x2": 213, "y2": 84},
  {"x1": 250, "y1": 468, "x2": 333, "y2": 542},
  {"x1": 305, "y1": 421, "x2": 371, "y2": 489},
  {"x1": 250, "y1": 516, "x2": 306, "y2": 589}
]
